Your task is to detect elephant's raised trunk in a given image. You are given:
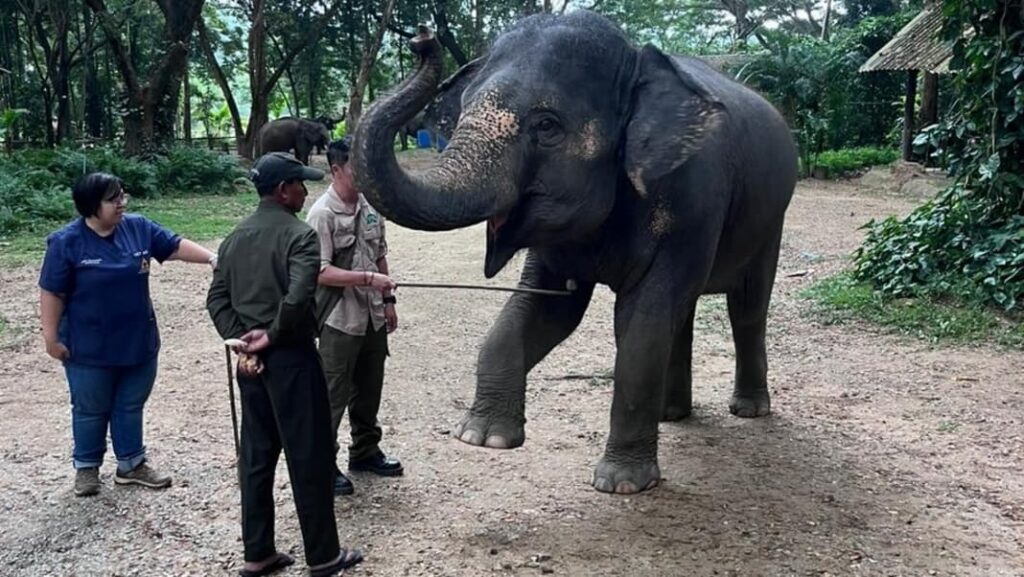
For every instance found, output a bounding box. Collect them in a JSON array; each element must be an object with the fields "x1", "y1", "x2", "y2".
[{"x1": 352, "y1": 27, "x2": 519, "y2": 232}]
